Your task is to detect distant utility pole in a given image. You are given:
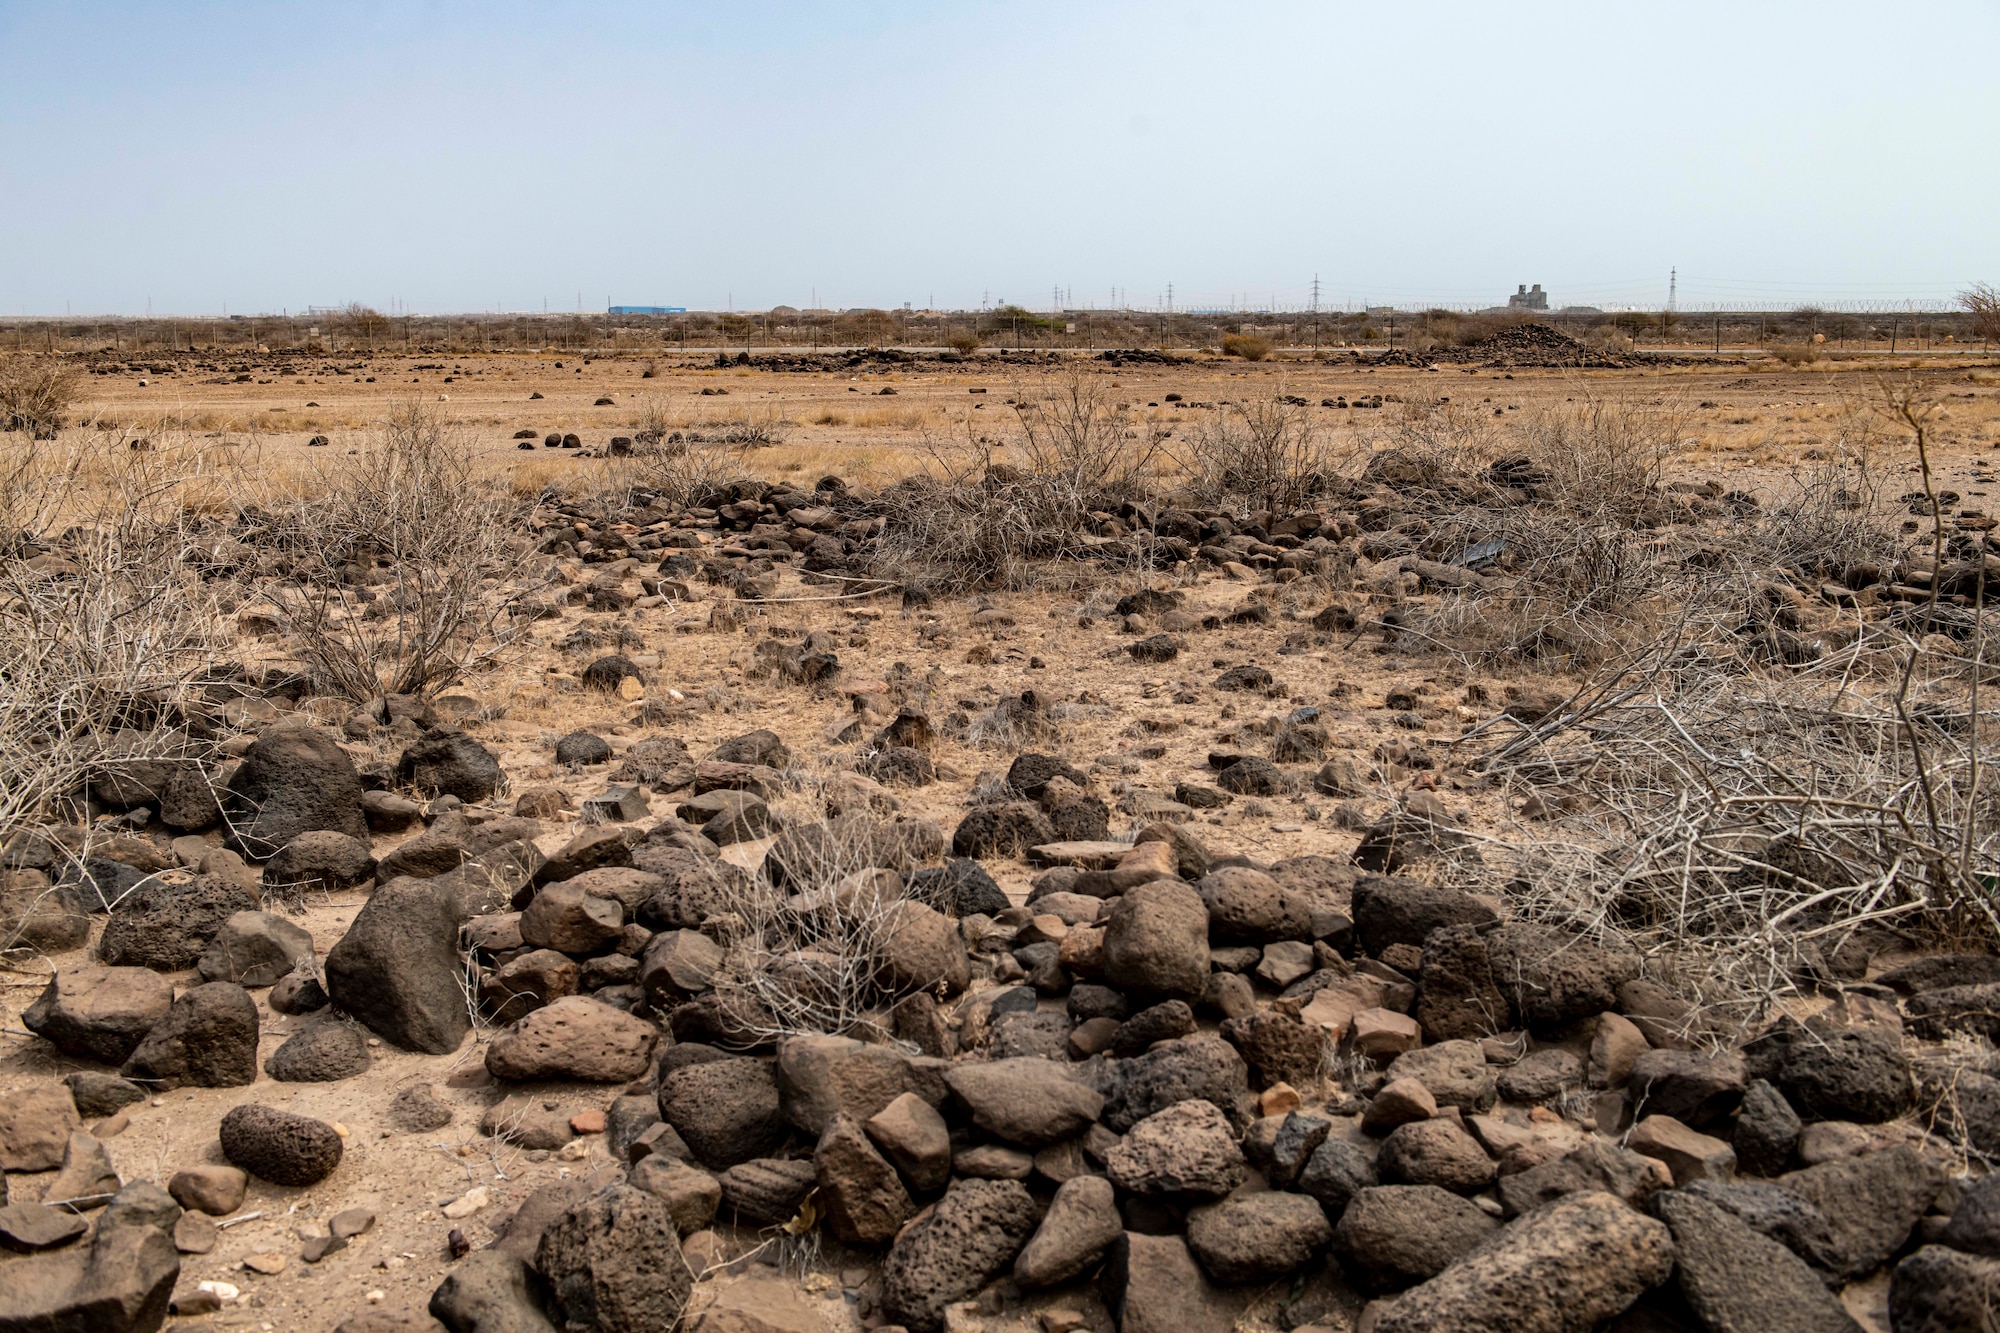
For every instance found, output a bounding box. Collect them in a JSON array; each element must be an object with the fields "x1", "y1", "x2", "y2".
[{"x1": 1668, "y1": 267, "x2": 1678, "y2": 313}]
